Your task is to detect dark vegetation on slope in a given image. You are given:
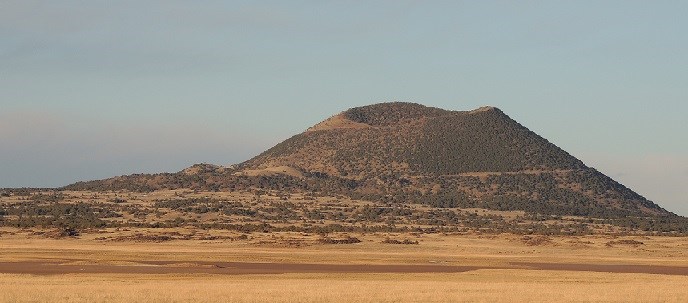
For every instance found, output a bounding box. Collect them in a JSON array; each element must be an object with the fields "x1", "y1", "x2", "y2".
[
  {"x1": 343, "y1": 102, "x2": 448, "y2": 126},
  {"x1": 410, "y1": 108, "x2": 586, "y2": 174}
]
